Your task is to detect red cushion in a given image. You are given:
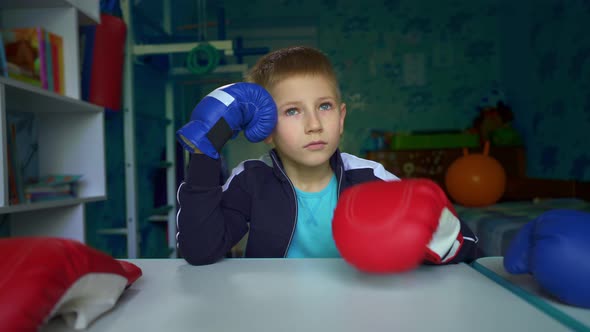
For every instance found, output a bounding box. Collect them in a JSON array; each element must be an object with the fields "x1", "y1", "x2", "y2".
[{"x1": 0, "y1": 237, "x2": 142, "y2": 331}]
